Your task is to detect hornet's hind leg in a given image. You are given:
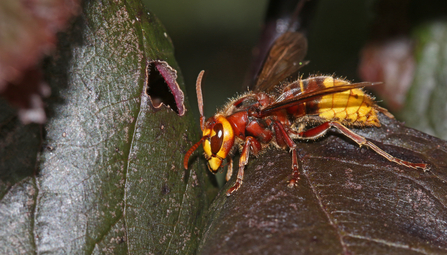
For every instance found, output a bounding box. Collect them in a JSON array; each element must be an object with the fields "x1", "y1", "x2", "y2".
[{"x1": 296, "y1": 121, "x2": 429, "y2": 171}]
